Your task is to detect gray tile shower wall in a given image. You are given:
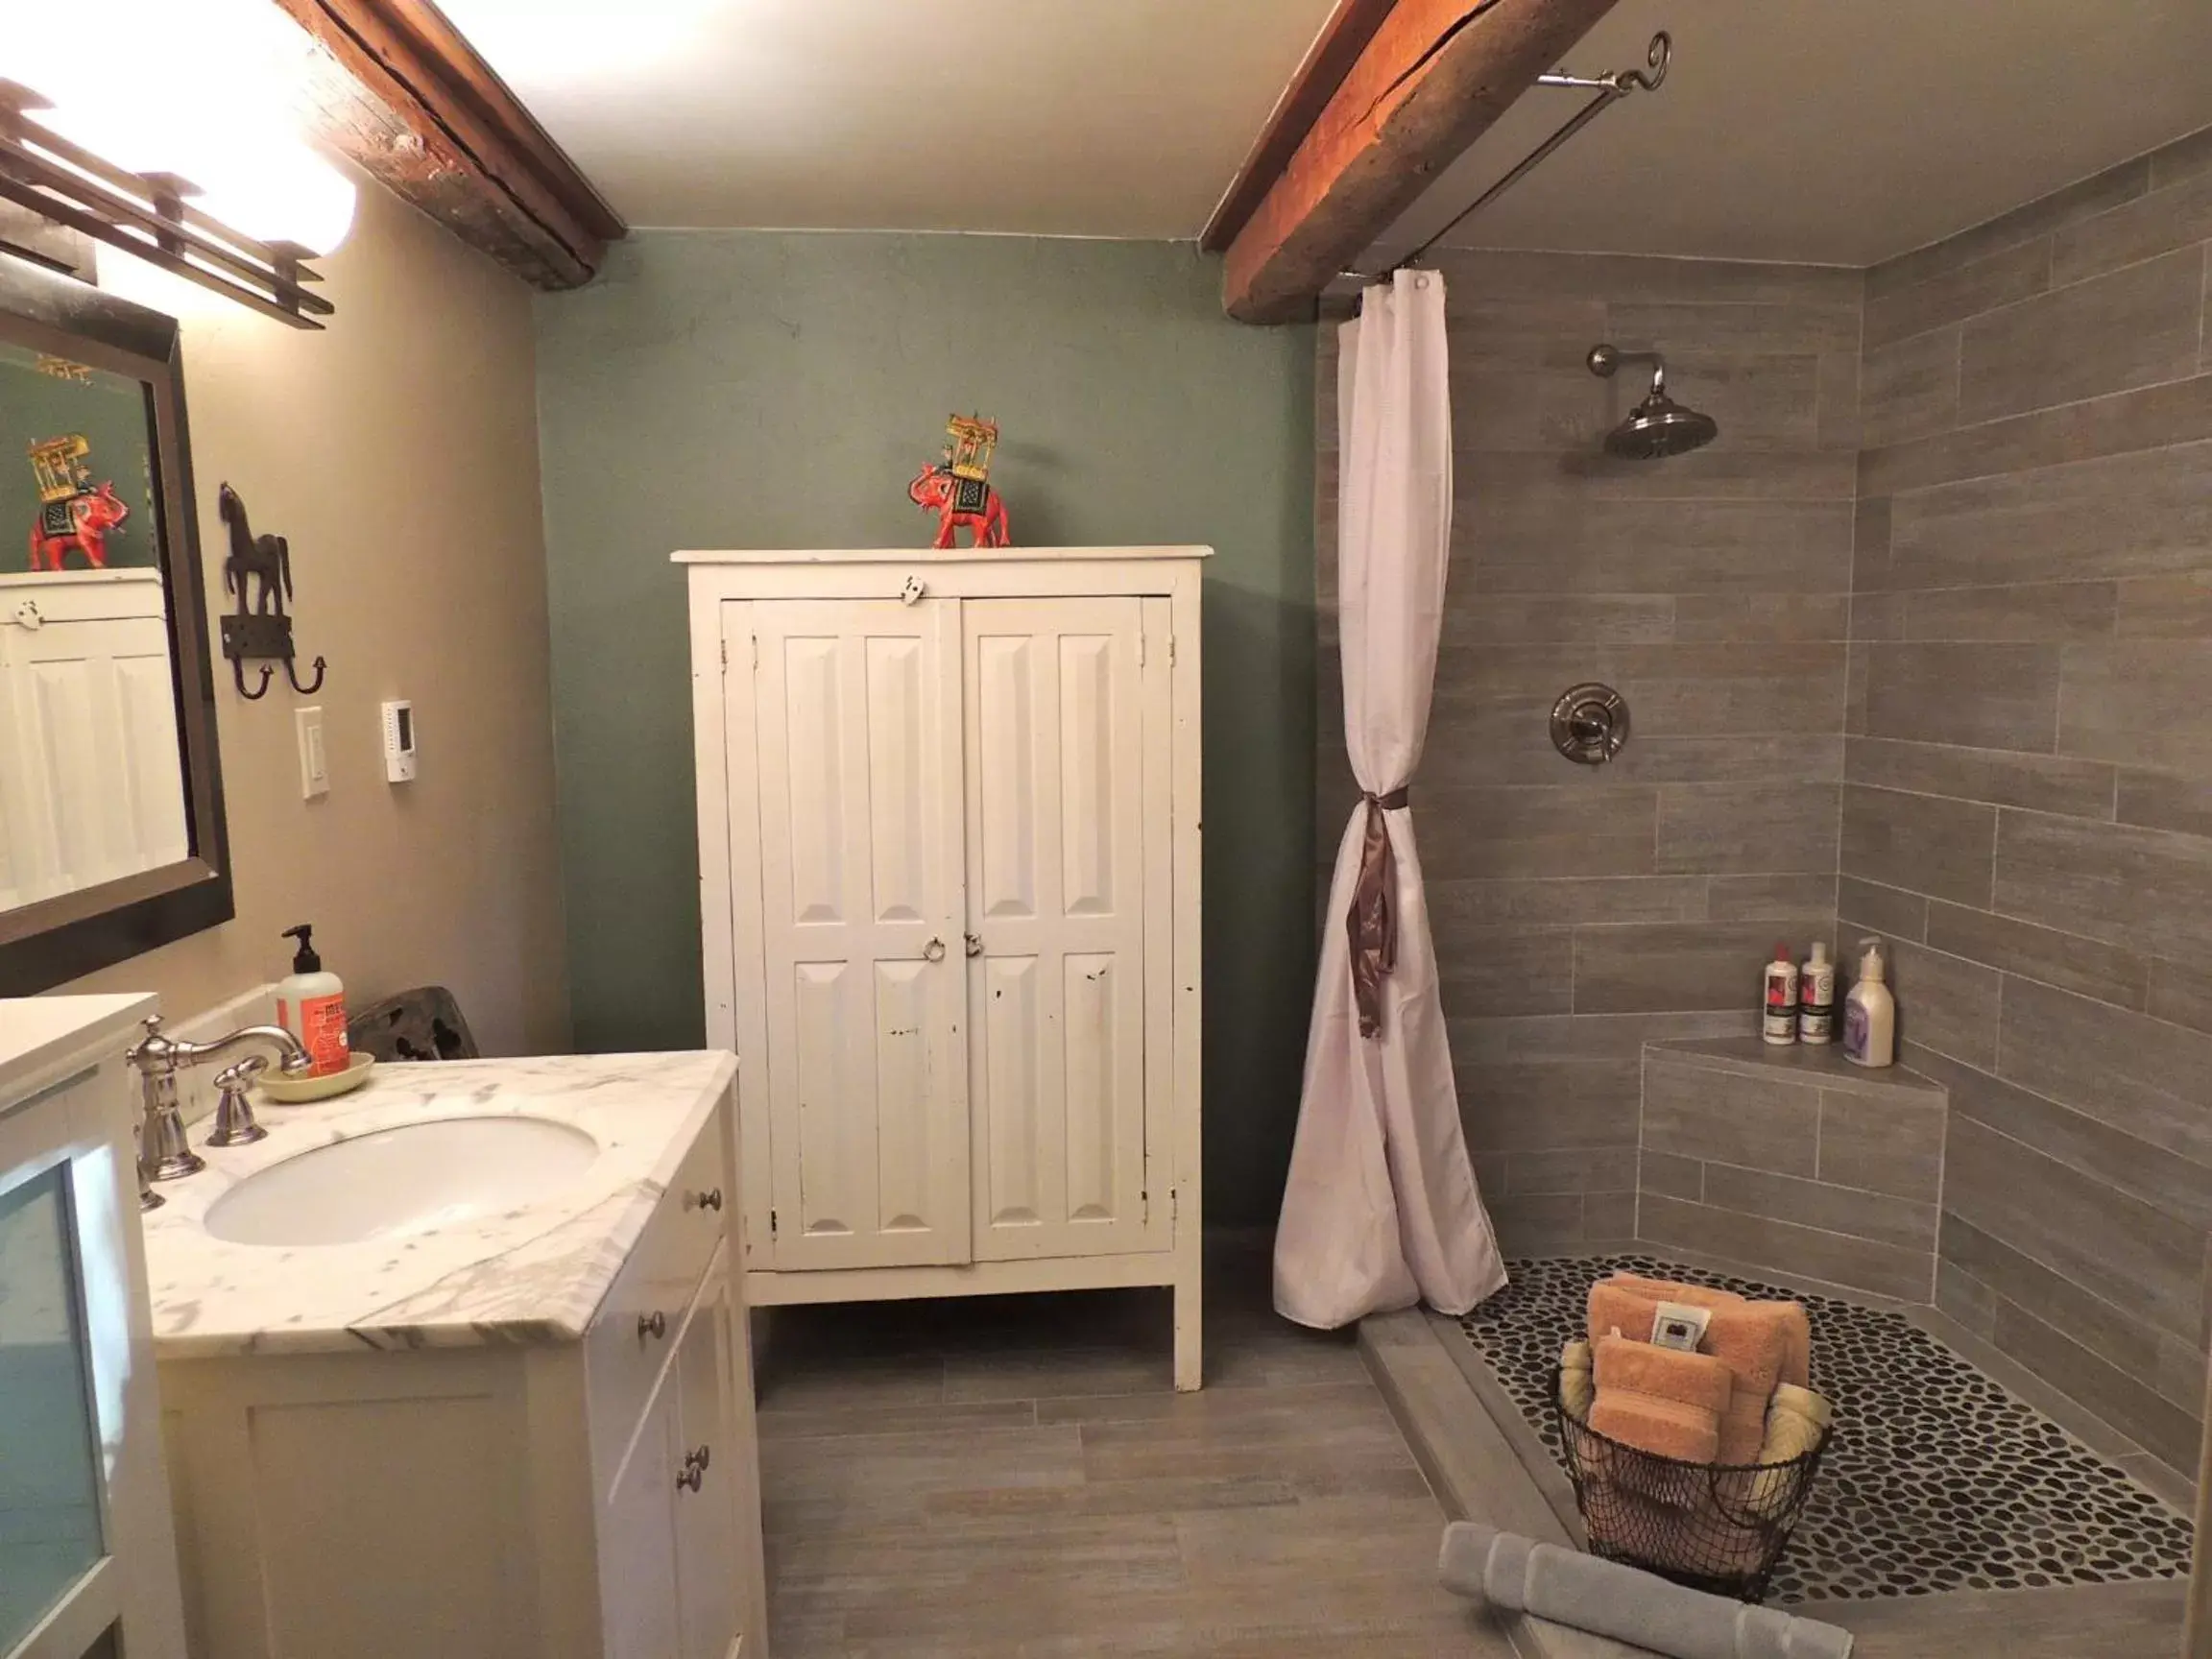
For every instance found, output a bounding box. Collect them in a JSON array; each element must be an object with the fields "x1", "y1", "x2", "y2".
[
  {"x1": 1844, "y1": 135, "x2": 2212, "y2": 1472},
  {"x1": 1314, "y1": 251, "x2": 1859, "y2": 1258}
]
